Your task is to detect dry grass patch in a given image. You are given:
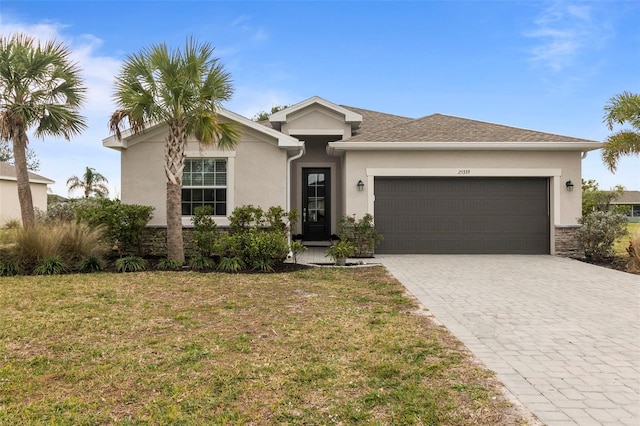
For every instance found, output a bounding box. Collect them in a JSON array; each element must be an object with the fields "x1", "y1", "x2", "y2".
[{"x1": 0, "y1": 268, "x2": 532, "y2": 424}]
